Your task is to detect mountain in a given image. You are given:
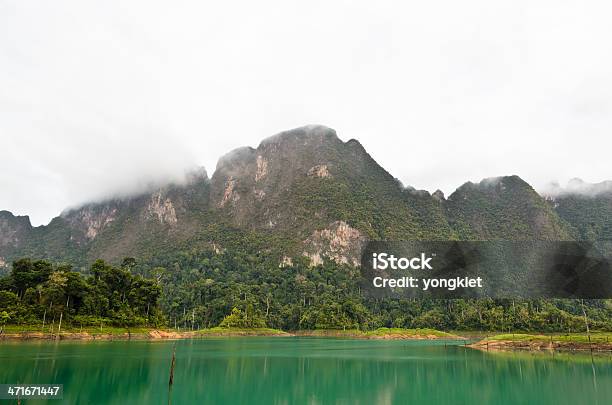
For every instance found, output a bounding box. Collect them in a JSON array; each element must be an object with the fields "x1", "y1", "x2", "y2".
[
  {"x1": 0, "y1": 125, "x2": 608, "y2": 271},
  {"x1": 0, "y1": 211, "x2": 33, "y2": 267},
  {"x1": 210, "y1": 125, "x2": 454, "y2": 264},
  {"x1": 445, "y1": 176, "x2": 575, "y2": 240},
  {"x1": 0, "y1": 169, "x2": 210, "y2": 268},
  {"x1": 544, "y1": 179, "x2": 612, "y2": 241}
]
